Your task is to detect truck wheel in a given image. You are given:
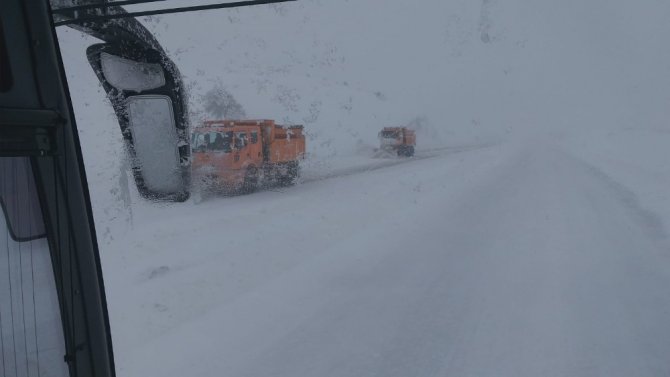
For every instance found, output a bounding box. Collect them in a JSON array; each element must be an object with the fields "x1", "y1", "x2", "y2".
[
  {"x1": 397, "y1": 146, "x2": 407, "y2": 157},
  {"x1": 407, "y1": 146, "x2": 415, "y2": 157},
  {"x1": 242, "y1": 167, "x2": 259, "y2": 194},
  {"x1": 279, "y1": 162, "x2": 299, "y2": 186}
]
